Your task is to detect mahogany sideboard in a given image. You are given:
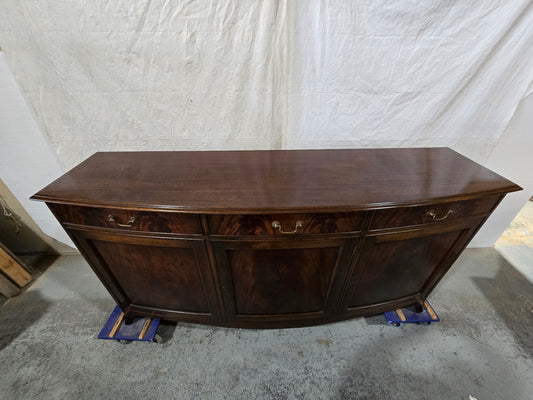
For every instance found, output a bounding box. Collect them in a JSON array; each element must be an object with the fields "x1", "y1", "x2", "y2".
[{"x1": 32, "y1": 148, "x2": 521, "y2": 328}]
